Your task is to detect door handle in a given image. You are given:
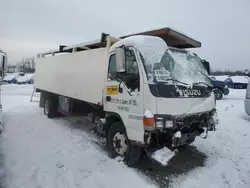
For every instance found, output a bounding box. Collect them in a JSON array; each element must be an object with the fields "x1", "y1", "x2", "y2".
[{"x1": 106, "y1": 96, "x2": 111, "y2": 102}]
